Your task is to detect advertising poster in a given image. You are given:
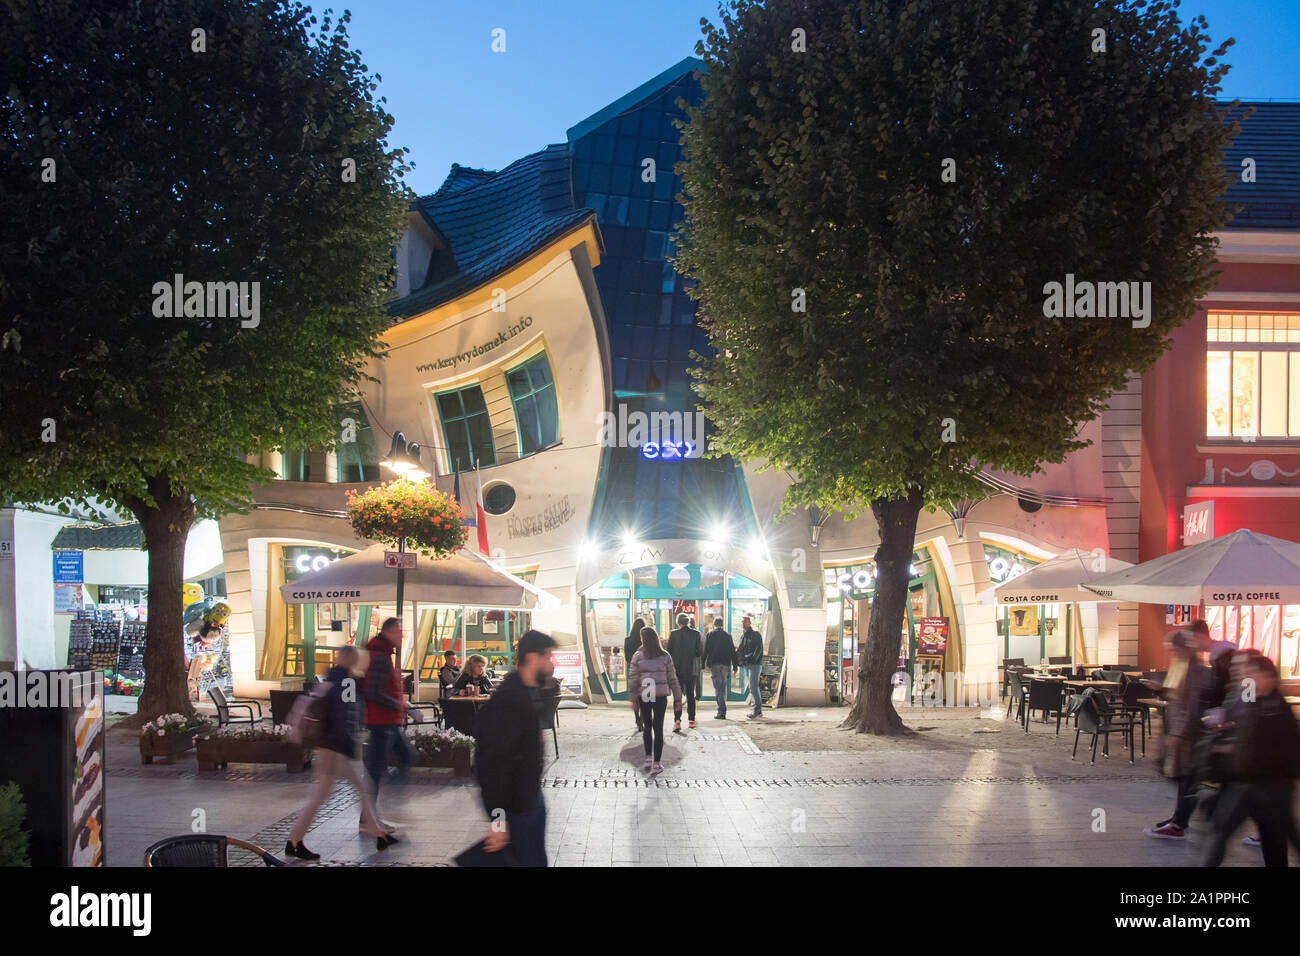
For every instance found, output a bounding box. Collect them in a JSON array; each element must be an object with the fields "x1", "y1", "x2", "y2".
[
  {"x1": 916, "y1": 617, "x2": 949, "y2": 656},
  {"x1": 54, "y1": 583, "x2": 84, "y2": 615},
  {"x1": 1009, "y1": 605, "x2": 1039, "y2": 636},
  {"x1": 69, "y1": 672, "x2": 105, "y2": 867},
  {"x1": 551, "y1": 650, "x2": 582, "y2": 695}
]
